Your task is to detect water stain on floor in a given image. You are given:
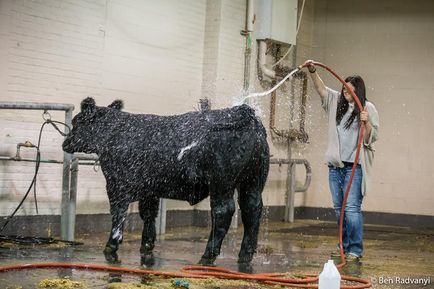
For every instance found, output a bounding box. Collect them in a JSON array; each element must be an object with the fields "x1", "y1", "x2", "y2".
[{"x1": 1, "y1": 220, "x2": 433, "y2": 289}]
